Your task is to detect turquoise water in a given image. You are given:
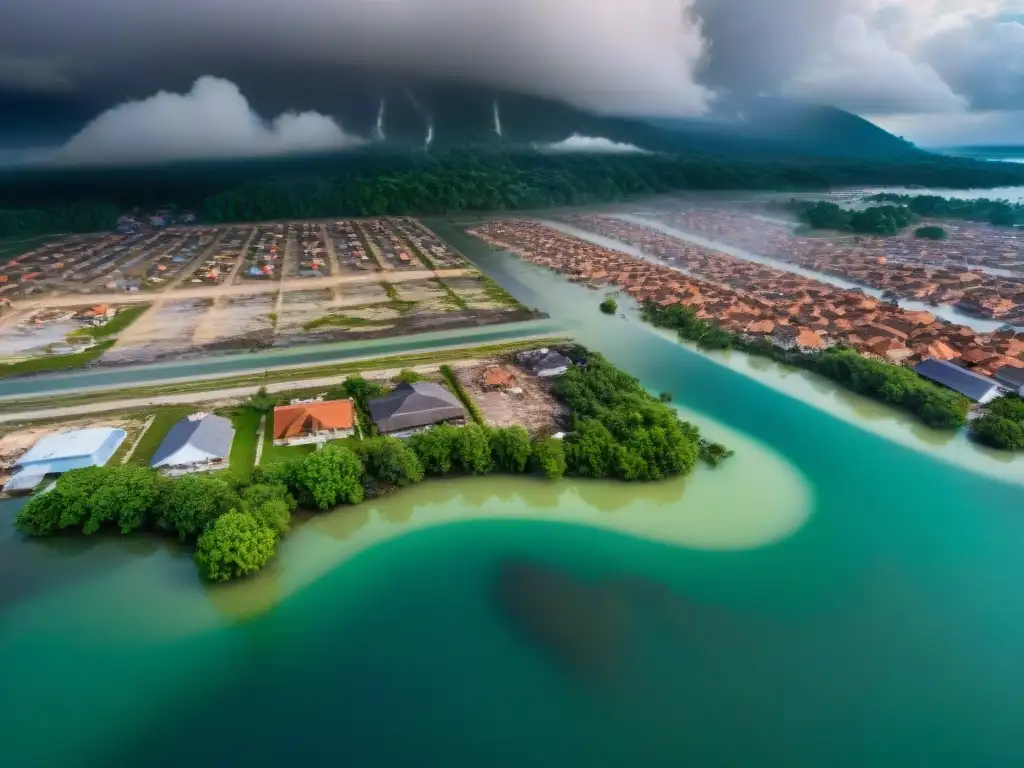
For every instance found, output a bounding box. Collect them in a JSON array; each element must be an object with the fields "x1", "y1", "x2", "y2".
[{"x1": 2, "y1": 220, "x2": 1024, "y2": 767}]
